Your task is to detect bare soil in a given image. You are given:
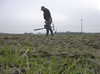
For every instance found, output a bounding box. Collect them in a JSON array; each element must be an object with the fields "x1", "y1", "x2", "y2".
[{"x1": 0, "y1": 34, "x2": 100, "y2": 74}]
